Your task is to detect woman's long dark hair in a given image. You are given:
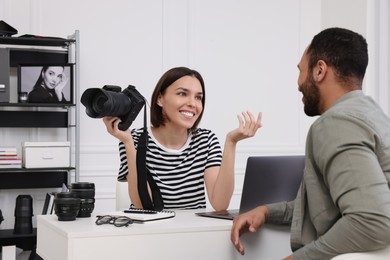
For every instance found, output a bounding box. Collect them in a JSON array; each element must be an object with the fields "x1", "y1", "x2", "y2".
[{"x1": 32, "y1": 66, "x2": 65, "y2": 90}]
